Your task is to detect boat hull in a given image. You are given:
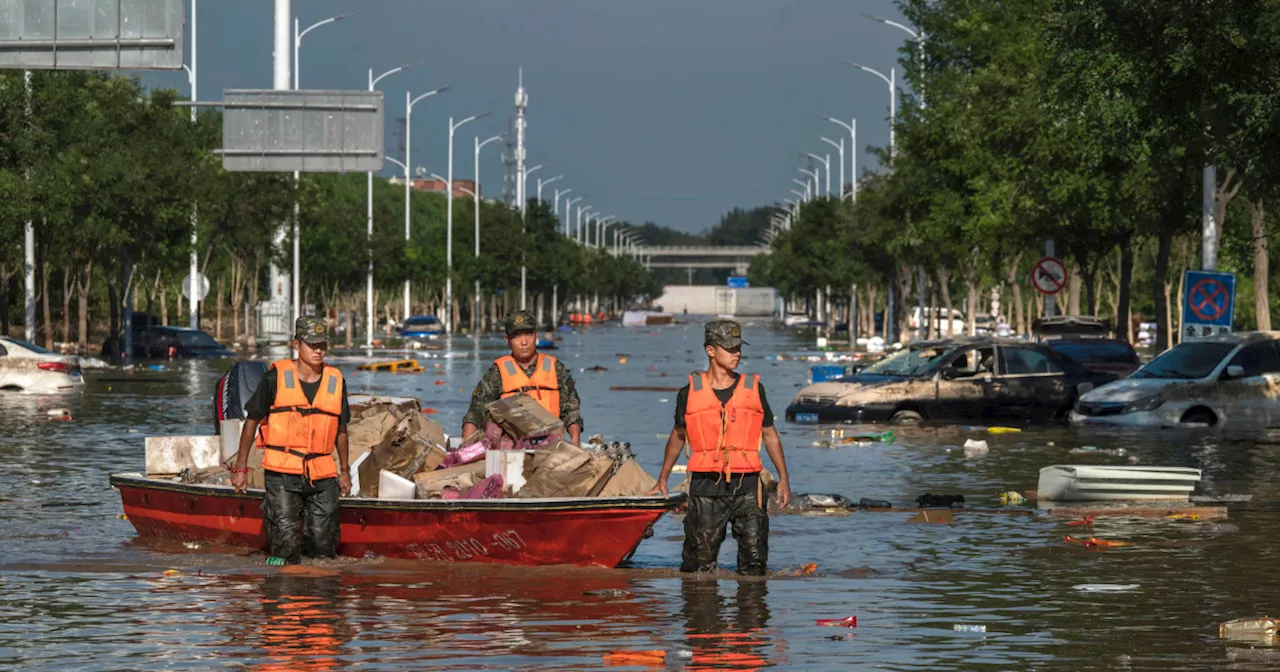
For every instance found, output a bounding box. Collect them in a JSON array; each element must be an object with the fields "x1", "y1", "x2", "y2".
[{"x1": 111, "y1": 474, "x2": 682, "y2": 567}]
